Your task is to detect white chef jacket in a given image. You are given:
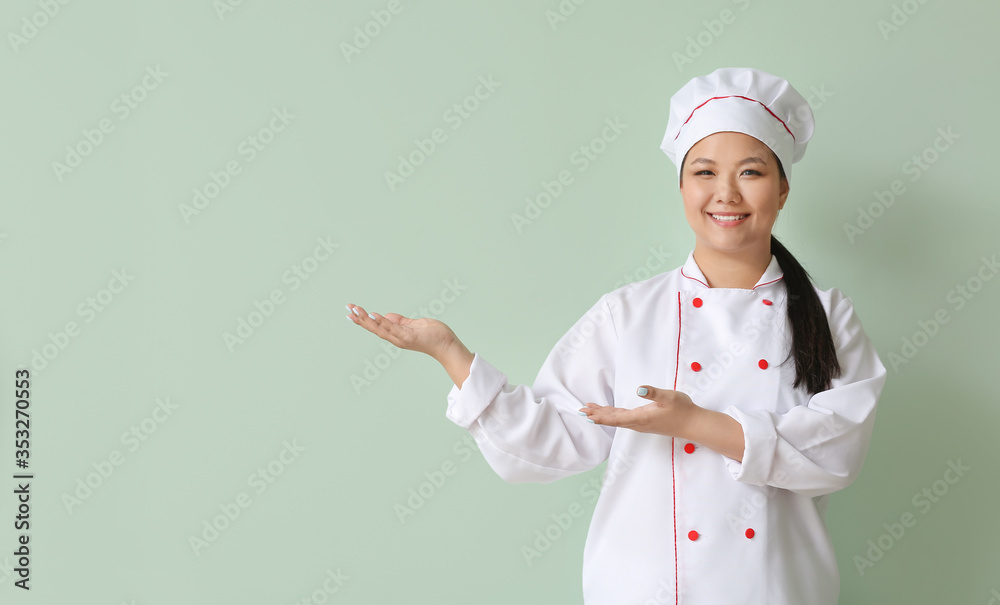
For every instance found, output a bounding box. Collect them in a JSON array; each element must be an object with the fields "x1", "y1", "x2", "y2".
[{"x1": 445, "y1": 250, "x2": 887, "y2": 605}]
